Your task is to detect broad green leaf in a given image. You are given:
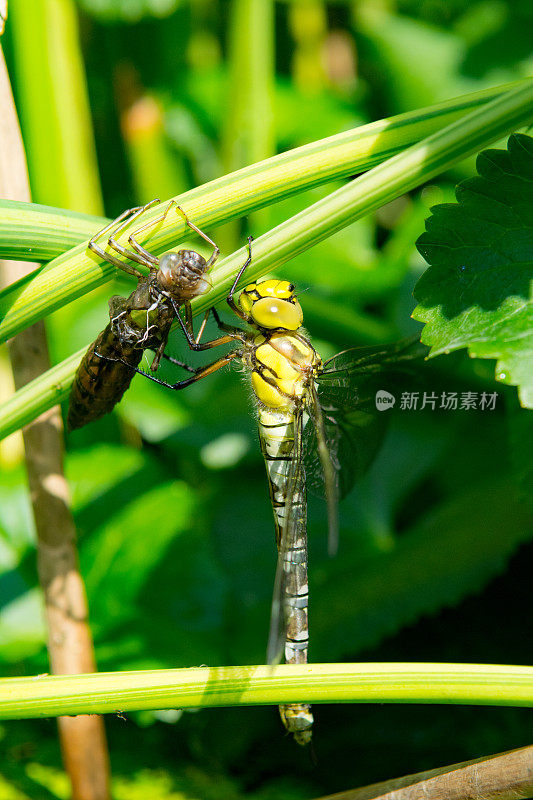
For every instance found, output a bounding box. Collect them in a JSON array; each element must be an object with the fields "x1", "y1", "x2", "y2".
[
  {"x1": 77, "y1": 472, "x2": 228, "y2": 668},
  {"x1": 0, "y1": 589, "x2": 45, "y2": 663},
  {"x1": 312, "y1": 478, "x2": 533, "y2": 660},
  {"x1": 414, "y1": 133, "x2": 533, "y2": 408},
  {"x1": 356, "y1": 8, "x2": 473, "y2": 112}
]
